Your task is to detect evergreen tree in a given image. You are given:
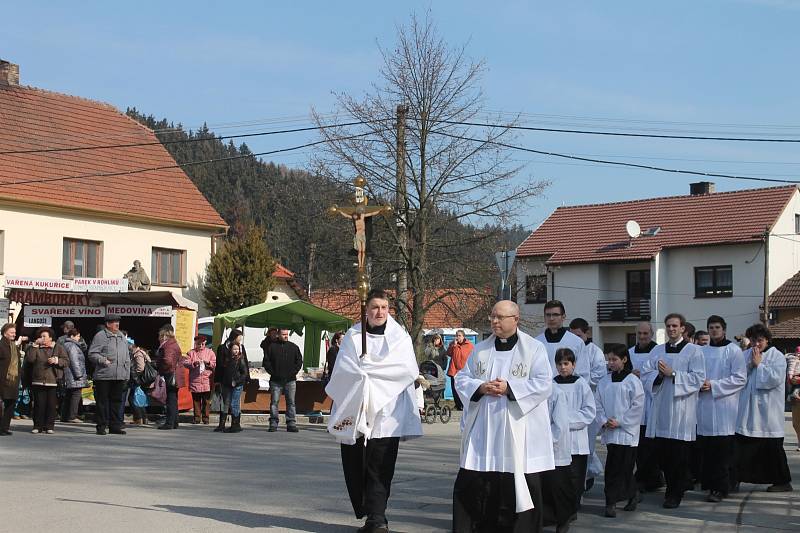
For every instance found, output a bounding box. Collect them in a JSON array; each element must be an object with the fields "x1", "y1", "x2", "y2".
[{"x1": 203, "y1": 224, "x2": 277, "y2": 314}]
